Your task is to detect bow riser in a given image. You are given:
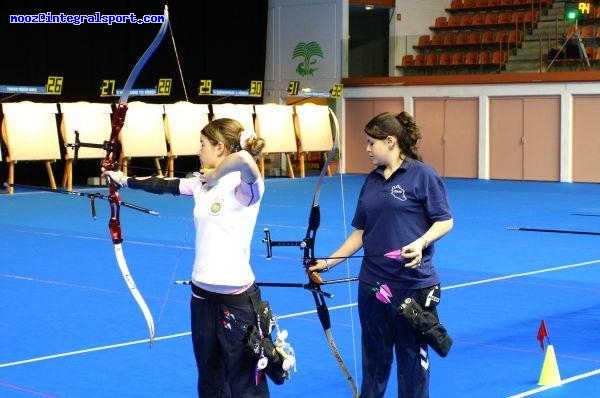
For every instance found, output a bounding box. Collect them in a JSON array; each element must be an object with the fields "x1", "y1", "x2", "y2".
[
  {"x1": 102, "y1": 104, "x2": 128, "y2": 172},
  {"x1": 108, "y1": 204, "x2": 123, "y2": 244},
  {"x1": 303, "y1": 205, "x2": 320, "y2": 266}
]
